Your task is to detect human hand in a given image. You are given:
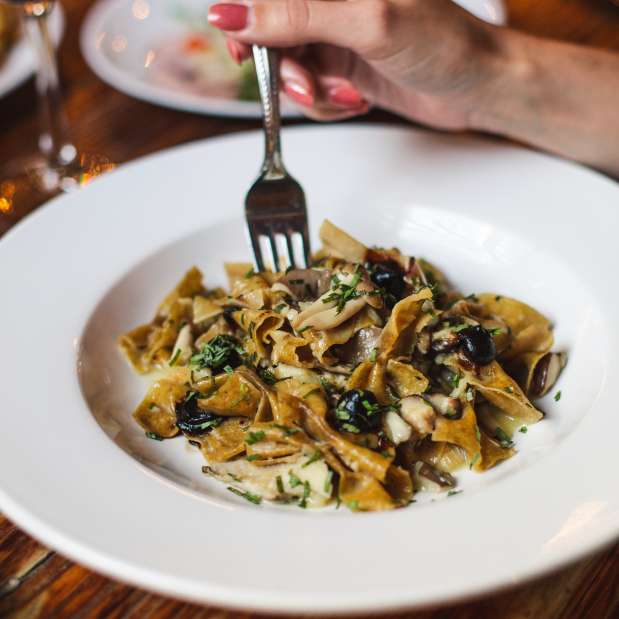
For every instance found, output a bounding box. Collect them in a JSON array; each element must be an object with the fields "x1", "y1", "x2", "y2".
[{"x1": 207, "y1": 0, "x2": 507, "y2": 128}]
